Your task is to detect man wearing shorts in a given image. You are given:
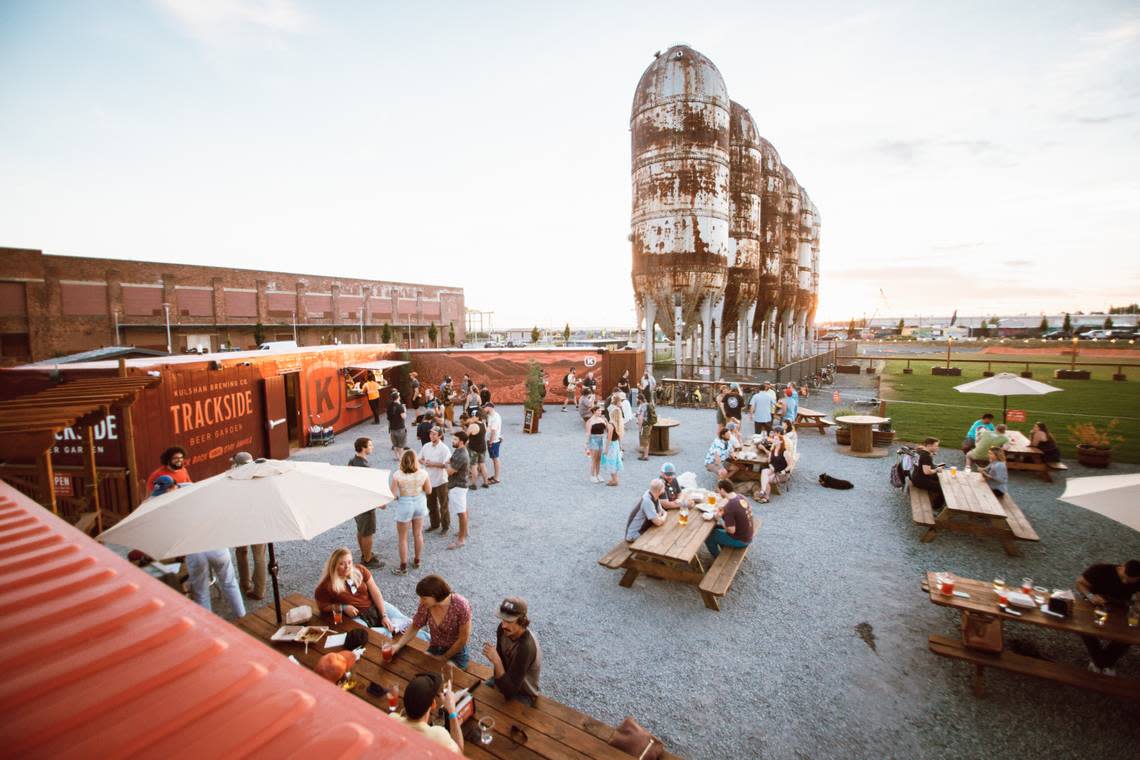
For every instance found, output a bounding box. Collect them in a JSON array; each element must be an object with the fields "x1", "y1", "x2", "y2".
[
  {"x1": 485, "y1": 402, "x2": 503, "y2": 484},
  {"x1": 465, "y1": 412, "x2": 489, "y2": 489},
  {"x1": 387, "y1": 390, "x2": 407, "y2": 461},
  {"x1": 348, "y1": 437, "x2": 384, "y2": 569},
  {"x1": 562, "y1": 369, "x2": 577, "y2": 411},
  {"x1": 446, "y1": 431, "x2": 471, "y2": 550}
]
